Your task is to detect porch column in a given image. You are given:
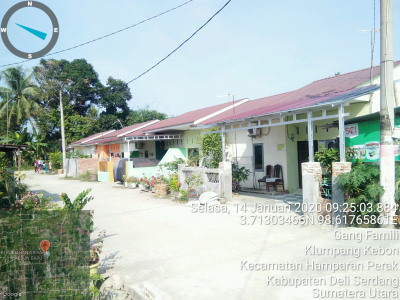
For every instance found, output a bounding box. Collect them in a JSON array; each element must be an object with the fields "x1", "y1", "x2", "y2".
[
  {"x1": 109, "y1": 144, "x2": 111, "y2": 161},
  {"x1": 338, "y1": 103, "x2": 346, "y2": 162},
  {"x1": 221, "y1": 124, "x2": 226, "y2": 162},
  {"x1": 127, "y1": 140, "x2": 130, "y2": 161},
  {"x1": 307, "y1": 110, "x2": 314, "y2": 162}
]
